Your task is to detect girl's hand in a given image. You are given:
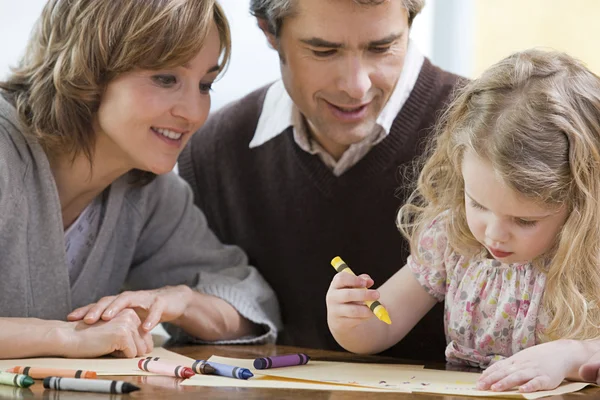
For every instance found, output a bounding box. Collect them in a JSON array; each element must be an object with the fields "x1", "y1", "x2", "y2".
[
  {"x1": 61, "y1": 308, "x2": 153, "y2": 358},
  {"x1": 326, "y1": 272, "x2": 381, "y2": 333},
  {"x1": 476, "y1": 340, "x2": 574, "y2": 393},
  {"x1": 67, "y1": 285, "x2": 194, "y2": 332}
]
